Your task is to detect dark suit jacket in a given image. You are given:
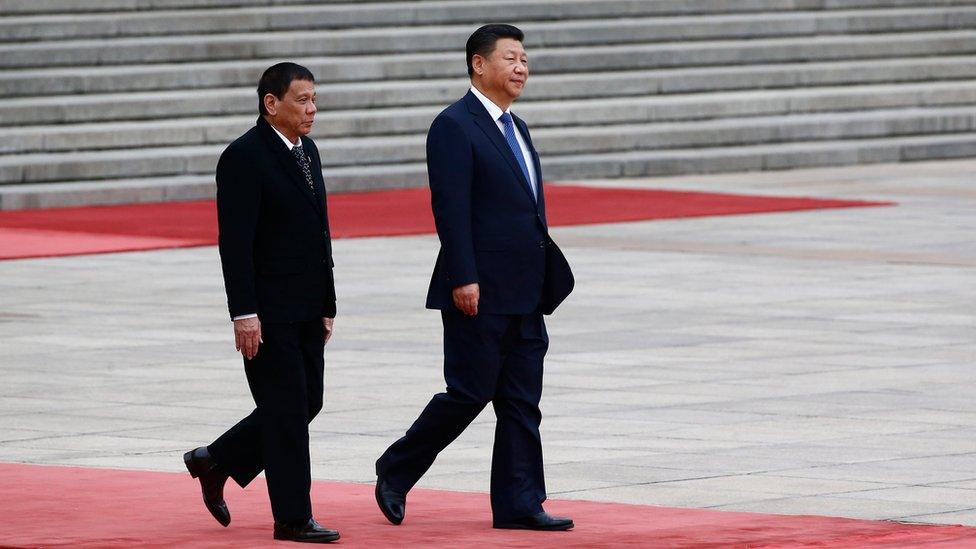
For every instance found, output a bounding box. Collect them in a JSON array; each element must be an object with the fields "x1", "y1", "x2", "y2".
[
  {"x1": 425, "y1": 91, "x2": 573, "y2": 315},
  {"x1": 216, "y1": 116, "x2": 337, "y2": 322}
]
